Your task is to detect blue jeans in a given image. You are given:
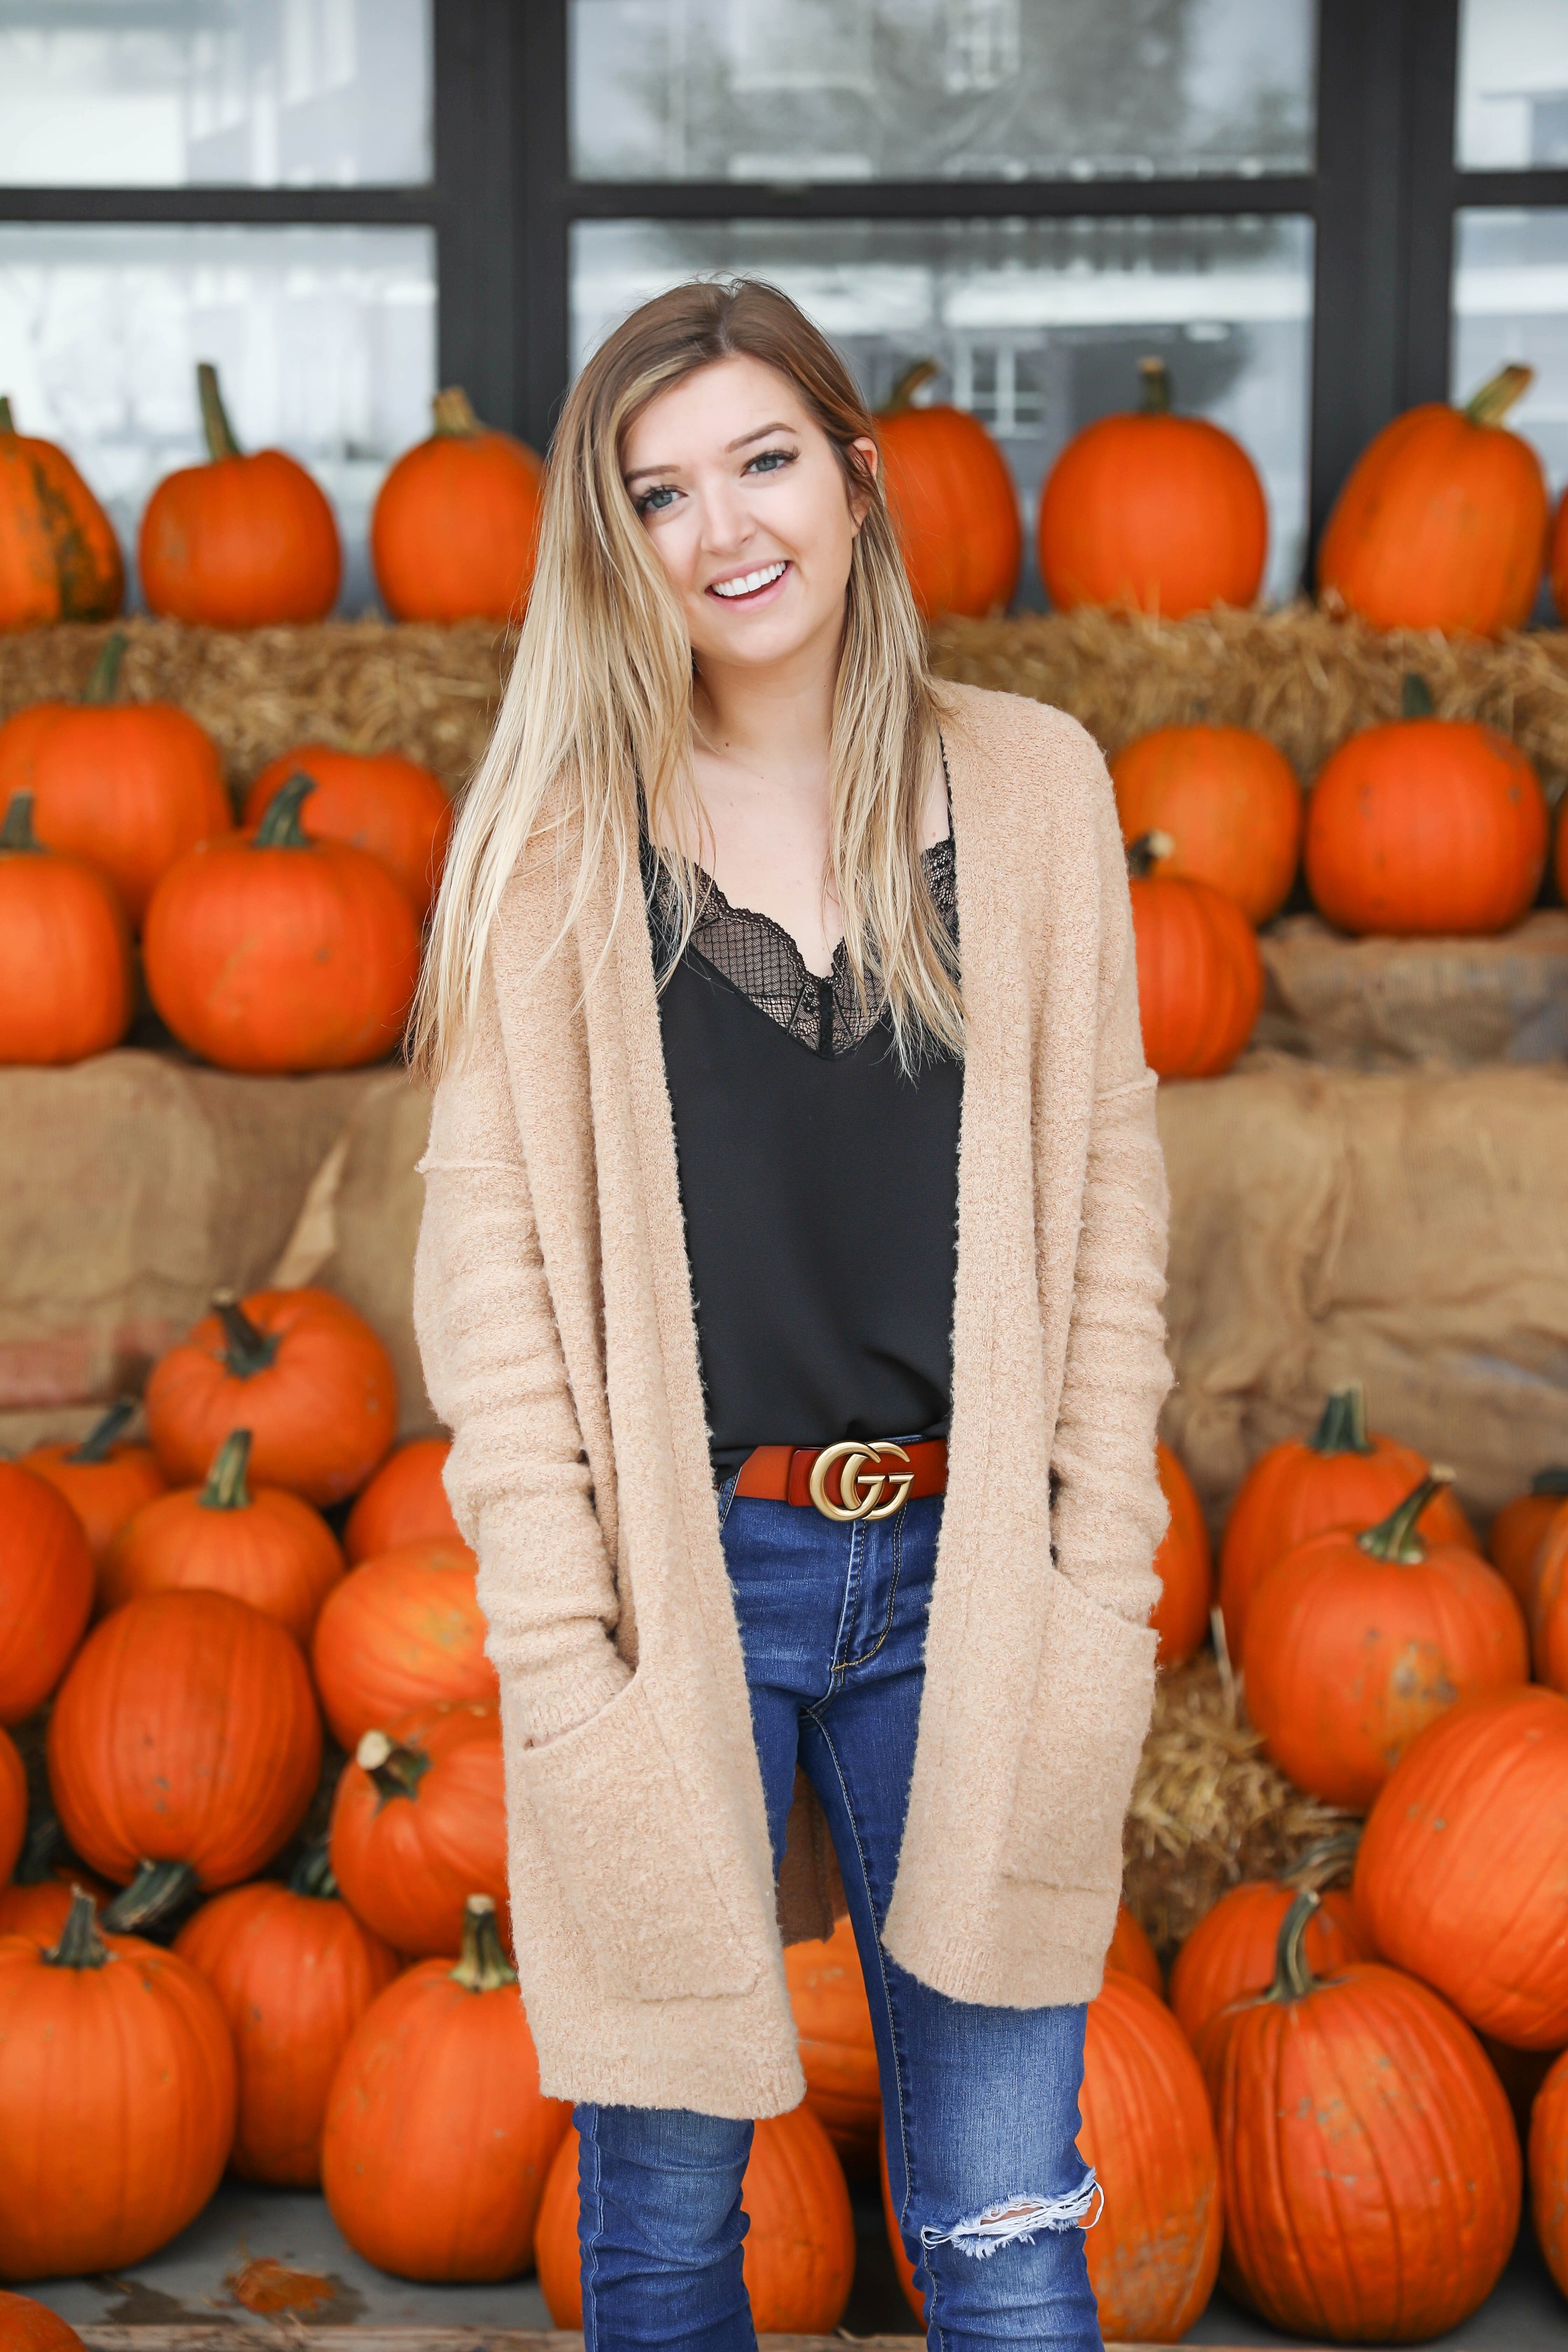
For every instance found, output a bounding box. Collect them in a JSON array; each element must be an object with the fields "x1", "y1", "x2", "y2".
[{"x1": 574, "y1": 1488, "x2": 1101, "y2": 2351}]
